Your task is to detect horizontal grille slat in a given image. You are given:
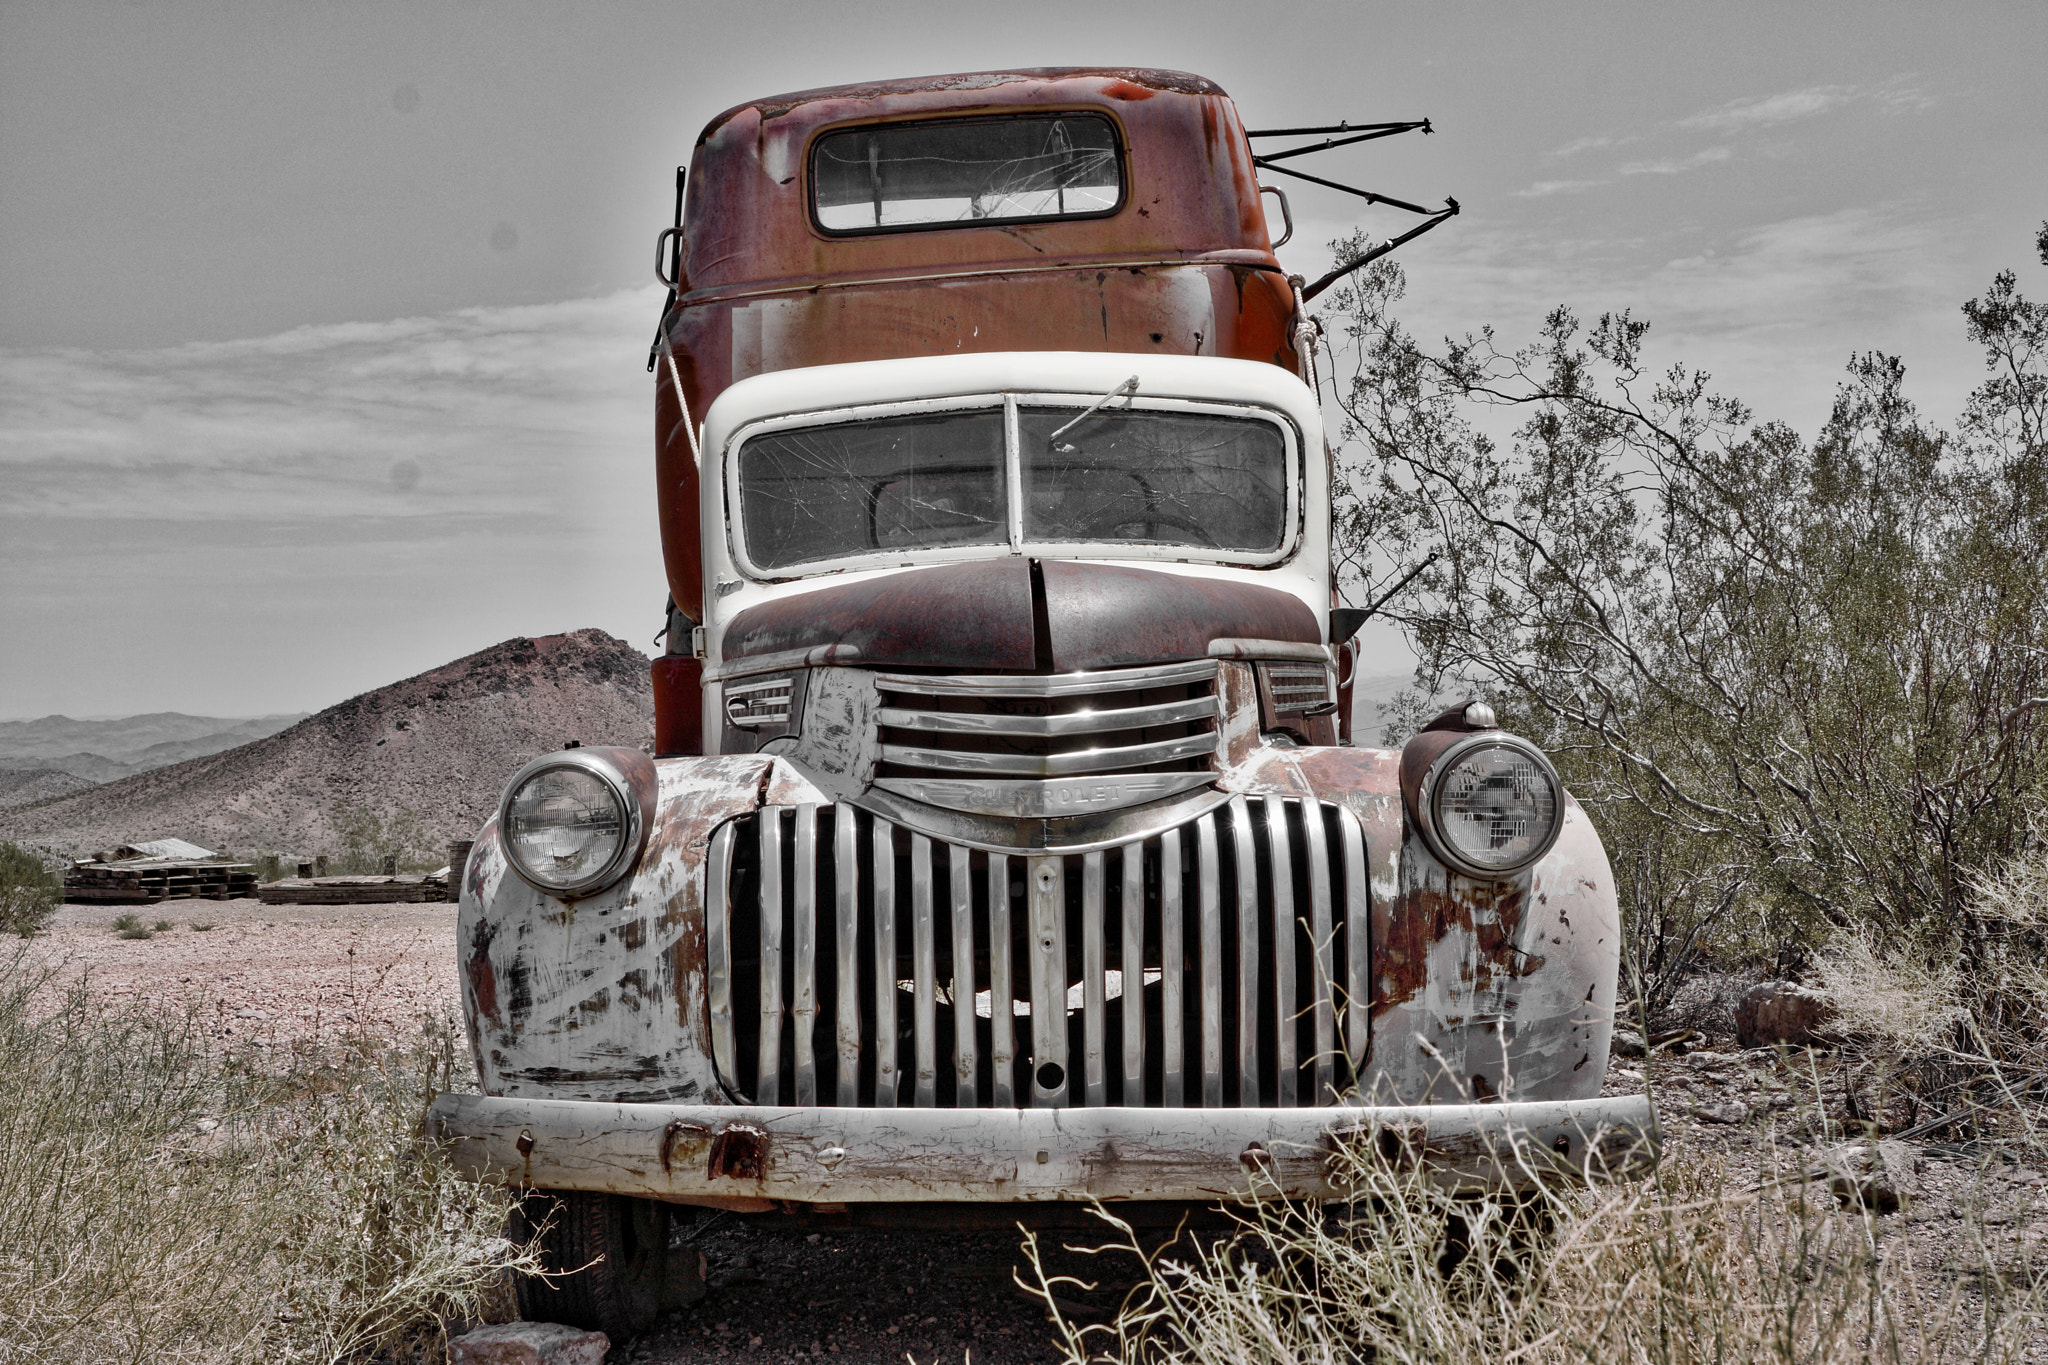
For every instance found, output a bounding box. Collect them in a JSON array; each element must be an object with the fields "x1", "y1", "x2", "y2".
[
  {"x1": 874, "y1": 660, "x2": 1216, "y2": 698},
  {"x1": 880, "y1": 731, "x2": 1217, "y2": 777},
  {"x1": 875, "y1": 694, "x2": 1216, "y2": 738},
  {"x1": 706, "y1": 799, "x2": 1369, "y2": 1109}
]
